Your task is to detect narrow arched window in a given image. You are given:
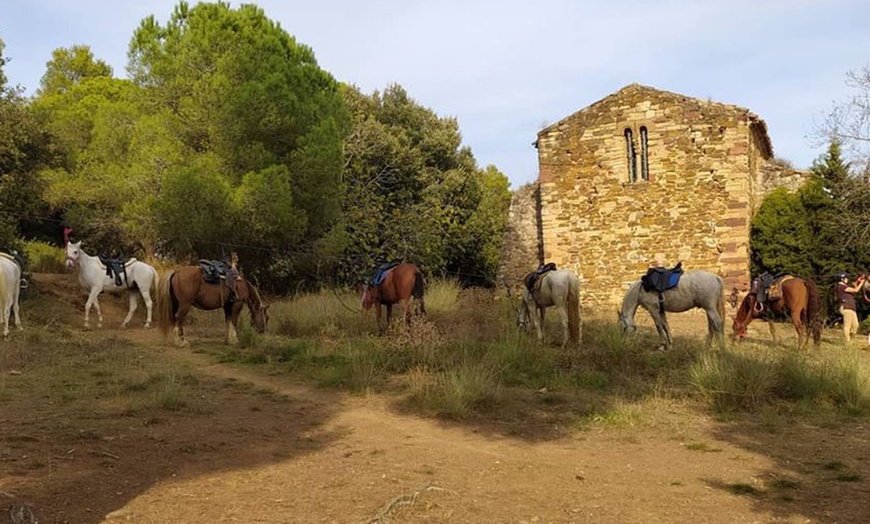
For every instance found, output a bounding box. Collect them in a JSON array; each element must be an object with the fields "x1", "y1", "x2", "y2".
[
  {"x1": 624, "y1": 128, "x2": 637, "y2": 182},
  {"x1": 640, "y1": 126, "x2": 649, "y2": 181}
]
